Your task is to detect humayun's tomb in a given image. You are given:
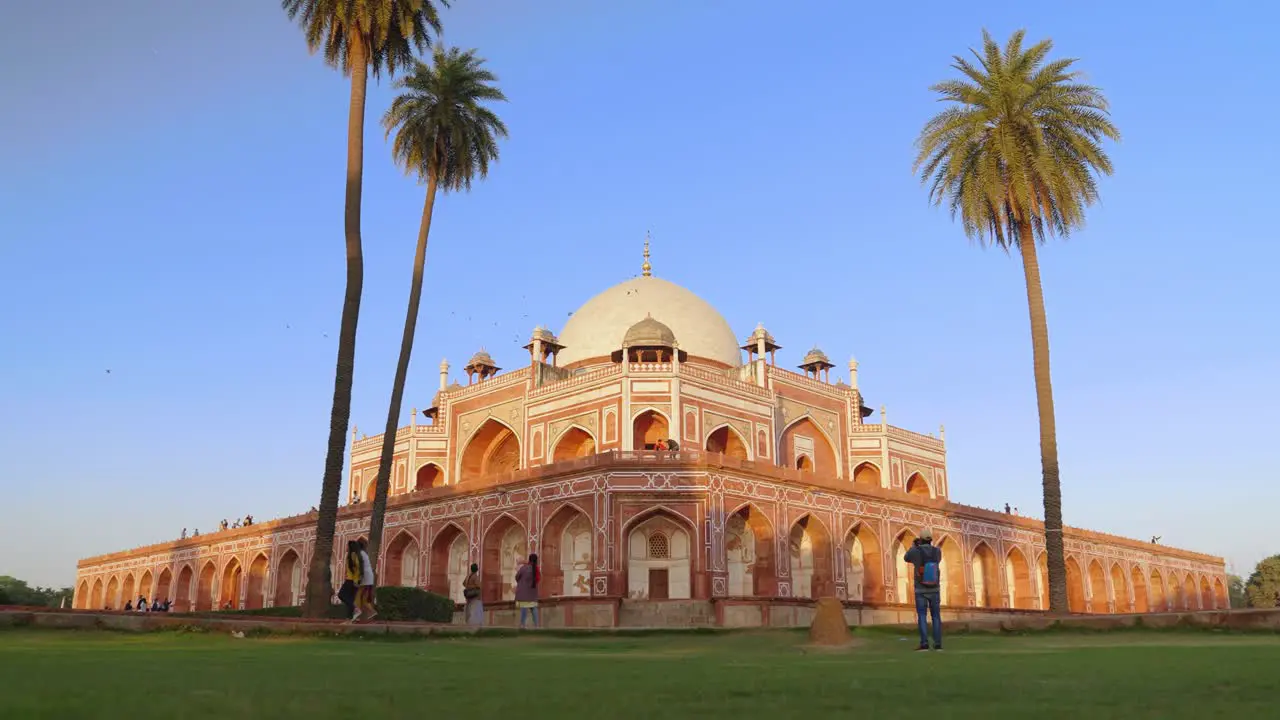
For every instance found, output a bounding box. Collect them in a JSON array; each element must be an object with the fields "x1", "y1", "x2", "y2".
[{"x1": 75, "y1": 247, "x2": 1228, "y2": 627}]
